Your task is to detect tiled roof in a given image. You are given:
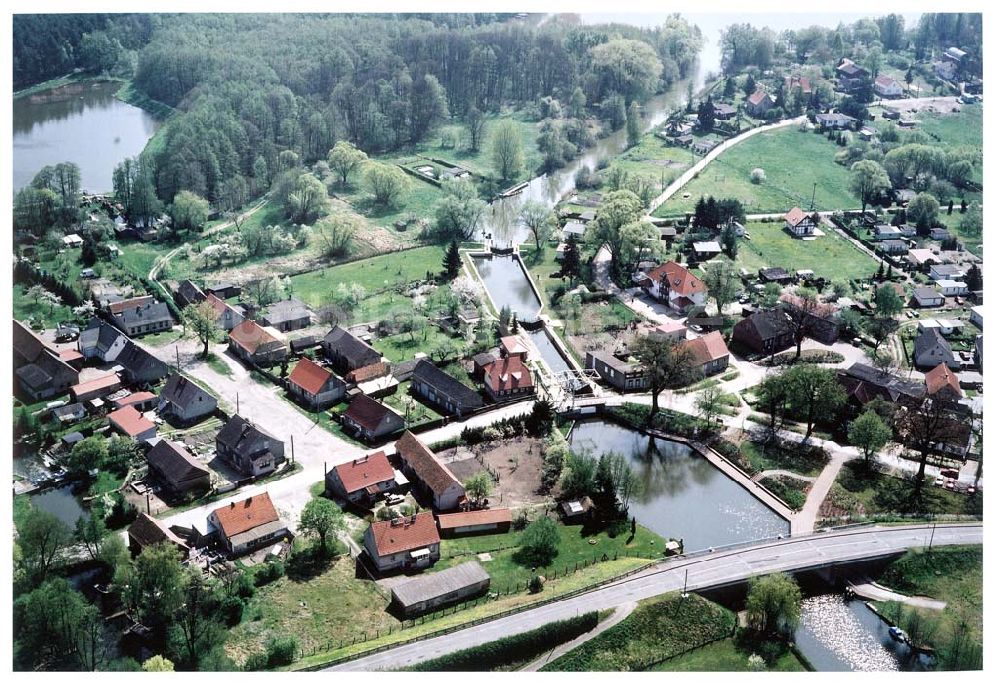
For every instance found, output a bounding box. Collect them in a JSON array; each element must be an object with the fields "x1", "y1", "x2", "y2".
[
  {"x1": 367, "y1": 512, "x2": 439, "y2": 557},
  {"x1": 323, "y1": 326, "x2": 382, "y2": 367},
  {"x1": 216, "y1": 414, "x2": 280, "y2": 457},
  {"x1": 396, "y1": 431, "x2": 463, "y2": 497},
  {"x1": 289, "y1": 357, "x2": 339, "y2": 395},
  {"x1": 645, "y1": 261, "x2": 706, "y2": 297},
  {"x1": 212, "y1": 492, "x2": 280, "y2": 539},
  {"x1": 107, "y1": 295, "x2": 155, "y2": 315},
  {"x1": 682, "y1": 331, "x2": 730, "y2": 365},
  {"x1": 160, "y1": 373, "x2": 214, "y2": 410},
  {"x1": 71, "y1": 372, "x2": 121, "y2": 398},
  {"x1": 109, "y1": 405, "x2": 155, "y2": 437},
  {"x1": 146, "y1": 439, "x2": 210, "y2": 486},
  {"x1": 436, "y1": 508, "x2": 512, "y2": 530},
  {"x1": 747, "y1": 89, "x2": 770, "y2": 105},
  {"x1": 229, "y1": 320, "x2": 284, "y2": 355},
  {"x1": 784, "y1": 206, "x2": 809, "y2": 226},
  {"x1": 128, "y1": 513, "x2": 188, "y2": 551},
  {"x1": 346, "y1": 361, "x2": 390, "y2": 383},
  {"x1": 113, "y1": 391, "x2": 156, "y2": 408},
  {"x1": 500, "y1": 336, "x2": 530, "y2": 357},
  {"x1": 482, "y1": 355, "x2": 534, "y2": 393},
  {"x1": 333, "y1": 451, "x2": 395, "y2": 494},
  {"x1": 344, "y1": 394, "x2": 399, "y2": 432},
  {"x1": 411, "y1": 360, "x2": 484, "y2": 411},
  {"x1": 925, "y1": 362, "x2": 962, "y2": 397}
]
